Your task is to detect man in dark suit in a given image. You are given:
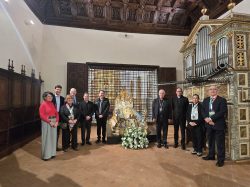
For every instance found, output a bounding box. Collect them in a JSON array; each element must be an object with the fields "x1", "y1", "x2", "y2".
[
  {"x1": 202, "y1": 85, "x2": 227, "y2": 167},
  {"x1": 52, "y1": 85, "x2": 65, "y2": 151},
  {"x1": 152, "y1": 89, "x2": 172, "y2": 148},
  {"x1": 95, "y1": 90, "x2": 110, "y2": 143},
  {"x1": 70, "y1": 88, "x2": 79, "y2": 107},
  {"x1": 172, "y1": 87, "x2": 189, "y2": 150},
  {"x1": 79, "y1": 92, "x2": 95, "y2": 145}
]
